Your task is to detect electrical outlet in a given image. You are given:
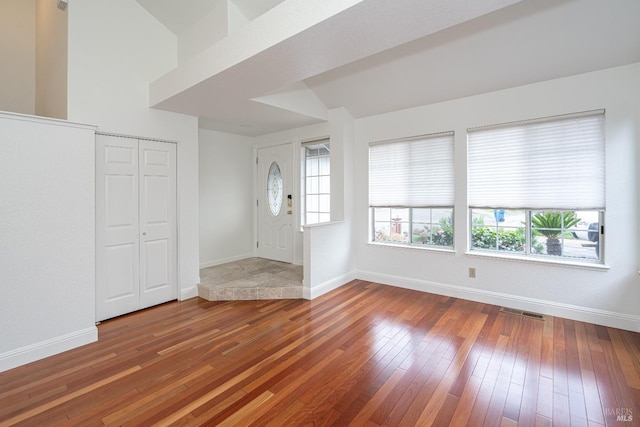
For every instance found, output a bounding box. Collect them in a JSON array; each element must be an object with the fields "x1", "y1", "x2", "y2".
[{"x1": 469, "y1": 267, "x2": 476, "y2": 278}]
